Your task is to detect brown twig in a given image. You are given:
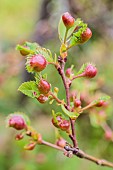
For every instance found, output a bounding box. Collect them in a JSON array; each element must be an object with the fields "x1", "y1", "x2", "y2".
[
  {"x1": 42, "y1": 140, "x2": 64, "y2": 151},
  {"x1": 69, "y1": 119, "x2": 78, "y2": 147},
  {"x1": 71, "y1": 73, "x2": 85, "y2": 81},
  {"x1": 57, "y1": 58, "x2": 78, "y2": 148},
  {"x1": 49, "y1": 91, "x2": 65, "y2": 105},
  {"x1": 41, "y1": 140, "x2": 113, "y2": 168}
]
